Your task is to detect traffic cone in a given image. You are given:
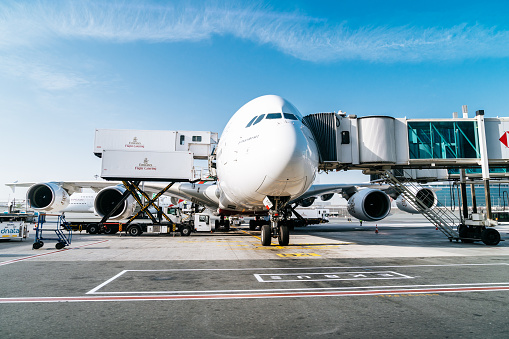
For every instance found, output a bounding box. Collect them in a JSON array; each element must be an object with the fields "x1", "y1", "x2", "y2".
[{"x1": 375, "y1": 225, "x2": 379, "y2": 234}]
